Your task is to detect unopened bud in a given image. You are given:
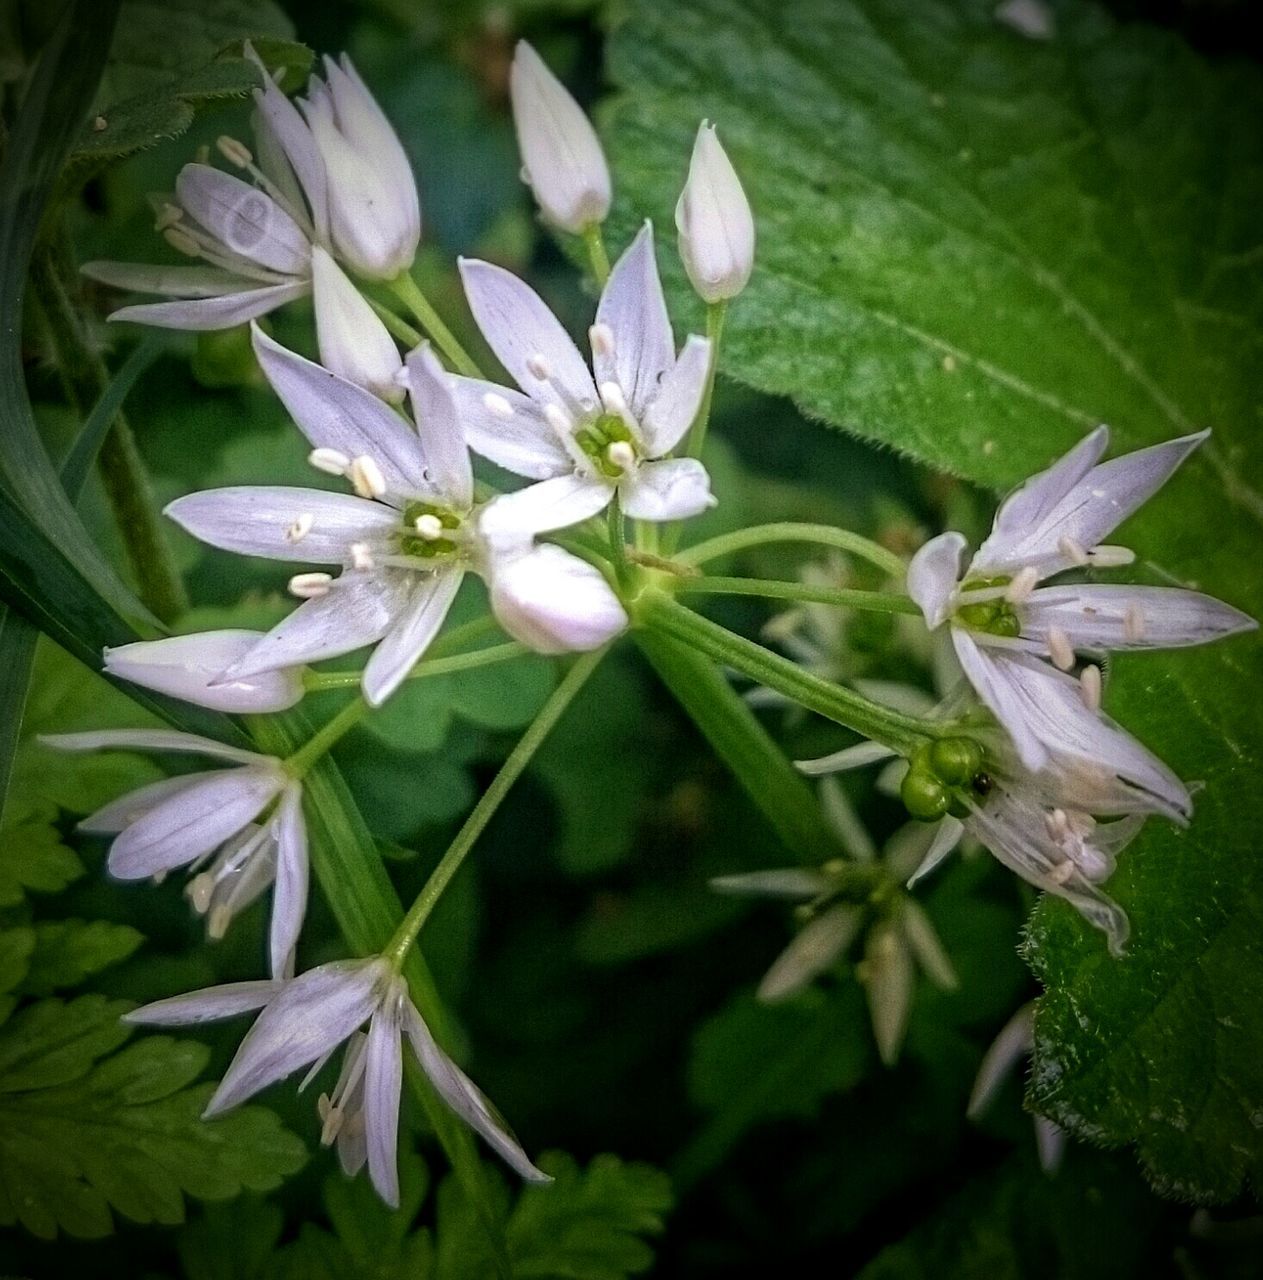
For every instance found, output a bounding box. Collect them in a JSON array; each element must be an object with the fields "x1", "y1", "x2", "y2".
[{"x1": 676, "y1": 121, "x2": 755, "y2": 303}]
